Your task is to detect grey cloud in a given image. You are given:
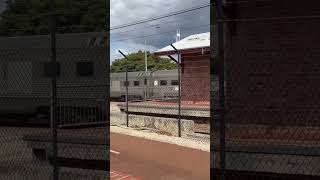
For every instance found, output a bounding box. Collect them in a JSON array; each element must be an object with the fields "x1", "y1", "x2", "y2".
[{"x1": 110, "y1": 0, "x2": 210, "y2": 49}]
